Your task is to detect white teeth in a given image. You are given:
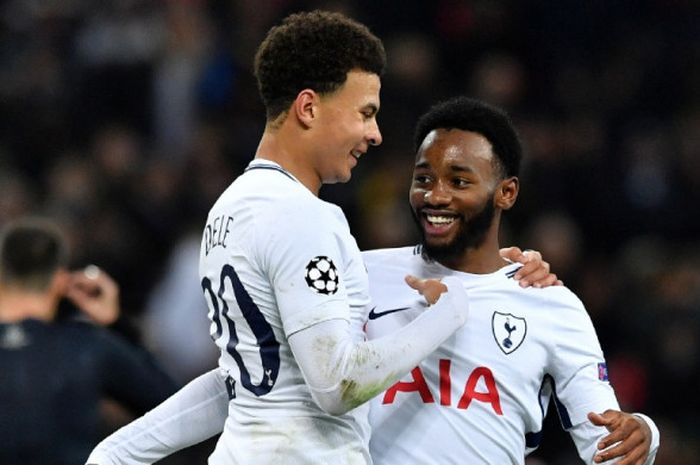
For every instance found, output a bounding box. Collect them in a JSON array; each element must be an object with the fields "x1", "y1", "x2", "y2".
[
  {"x1": 426, "y1": 215, "x2": 455, "y2": 225},
  {"x1": 351, "y1": 150, "x2": 361, "y2": 159}
]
